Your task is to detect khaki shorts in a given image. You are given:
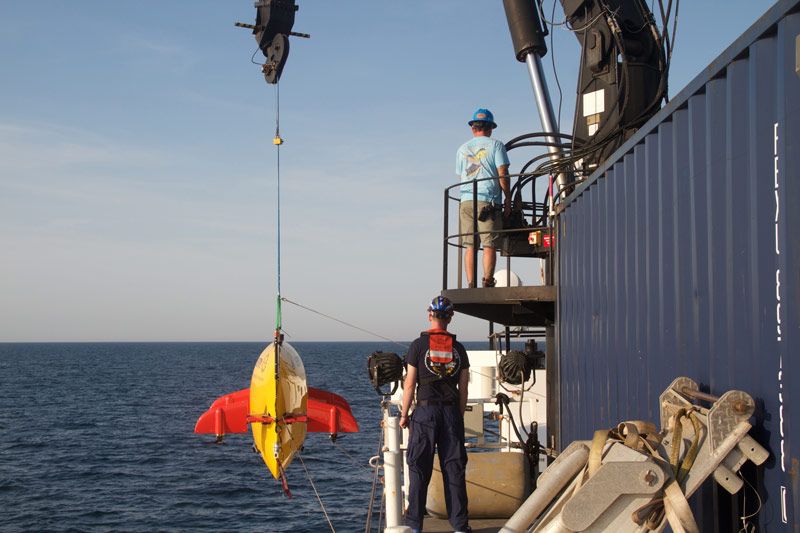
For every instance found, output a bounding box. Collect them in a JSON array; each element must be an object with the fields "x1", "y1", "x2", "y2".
[{"x1": 460, "y1": 201, "x2": 501, "y2": 248}]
